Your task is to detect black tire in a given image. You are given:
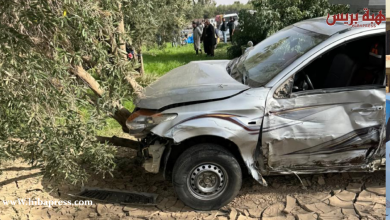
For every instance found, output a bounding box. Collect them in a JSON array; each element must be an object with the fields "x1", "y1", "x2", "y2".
[{"x1": 172, "y1": 143, "x2": 242, "y2": 210}]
